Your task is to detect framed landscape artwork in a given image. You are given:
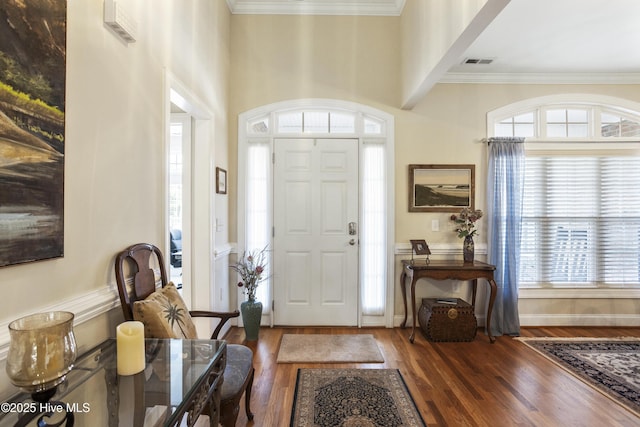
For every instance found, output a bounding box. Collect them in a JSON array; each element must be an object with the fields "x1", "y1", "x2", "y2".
[
  {"x1": 0, "y1": 0, "x2": 66, "y2": 267},
  {"x1": 408, "y1": 164, "x2": 475, "y2": 212}
]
